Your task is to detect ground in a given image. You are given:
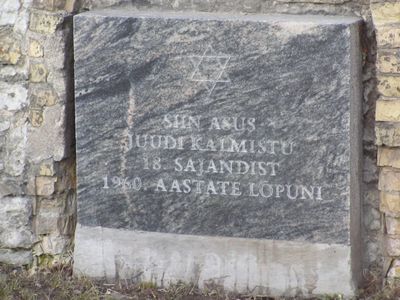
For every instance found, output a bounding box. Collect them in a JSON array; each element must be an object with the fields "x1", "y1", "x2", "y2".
[{"x1": 0, "y1": 264, "x2": 393, "y2": 300}]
